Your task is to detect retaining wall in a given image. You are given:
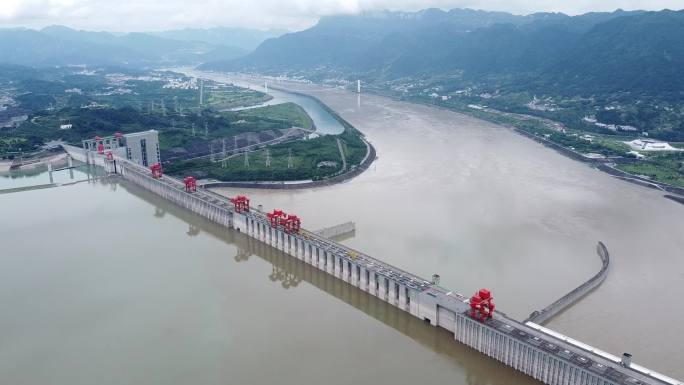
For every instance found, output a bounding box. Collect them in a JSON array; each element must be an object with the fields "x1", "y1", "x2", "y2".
[{"x1": 526, "y1": 242, "x2": 610, "y2": 325}]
